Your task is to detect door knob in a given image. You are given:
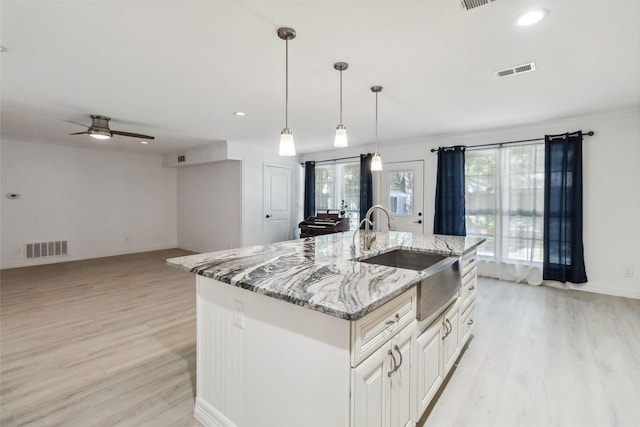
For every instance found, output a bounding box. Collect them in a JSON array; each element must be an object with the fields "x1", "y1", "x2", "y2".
[
  {"x1": 414, "y1": 220, "x2": 422, "y2": 224},
  {"x1": 265, "y1": 214, "x2": 272, "y2": 218}
]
